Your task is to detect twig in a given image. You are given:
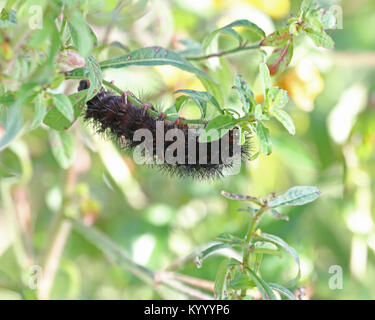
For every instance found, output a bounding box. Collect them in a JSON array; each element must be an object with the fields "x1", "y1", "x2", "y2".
[
  {"x1": 64, "y1": 75, "x2": 207, "y2": 125},
  {"x1": 37, "y1": 166, "x2": 77, "y2": 300},
  {"x1": 186, "y1": 43, "x2": 261, "y2": 61},
  {"x1": 71, "y1": 220, "x2": 213, "y2": 300}
]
